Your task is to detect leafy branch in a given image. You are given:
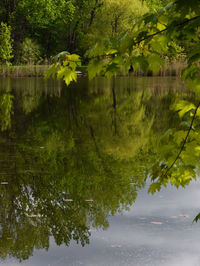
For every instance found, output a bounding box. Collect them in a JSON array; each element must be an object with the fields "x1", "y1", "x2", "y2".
[
  {"x1": 133, "y1": 15, "x2": 200, "y2": 46},
  {"x1": 161, "y1": 101, "x2": 200, "y2": 179}
]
